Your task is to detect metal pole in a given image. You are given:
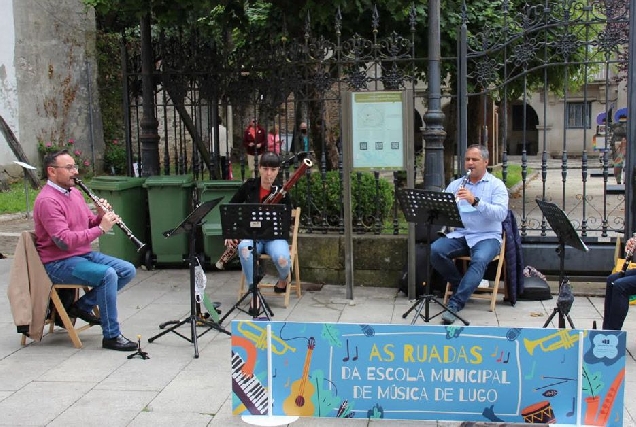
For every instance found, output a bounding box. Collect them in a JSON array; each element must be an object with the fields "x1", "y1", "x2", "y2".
[
  {"x1": 23, "y1": 169, "x2": 29, "y2": 218},
  {"x1": 86, "y1": 61, "x2": 95, "y2": 175},
  {"x1": 422, "y1": 0, "x2": 446, "y2": 190},
  {"x1": 626, "y1": 0, "x2": 636, "y2": 237},
  {"x1": 139, "y1": 12, "x2": 160, "y2": 176}
]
